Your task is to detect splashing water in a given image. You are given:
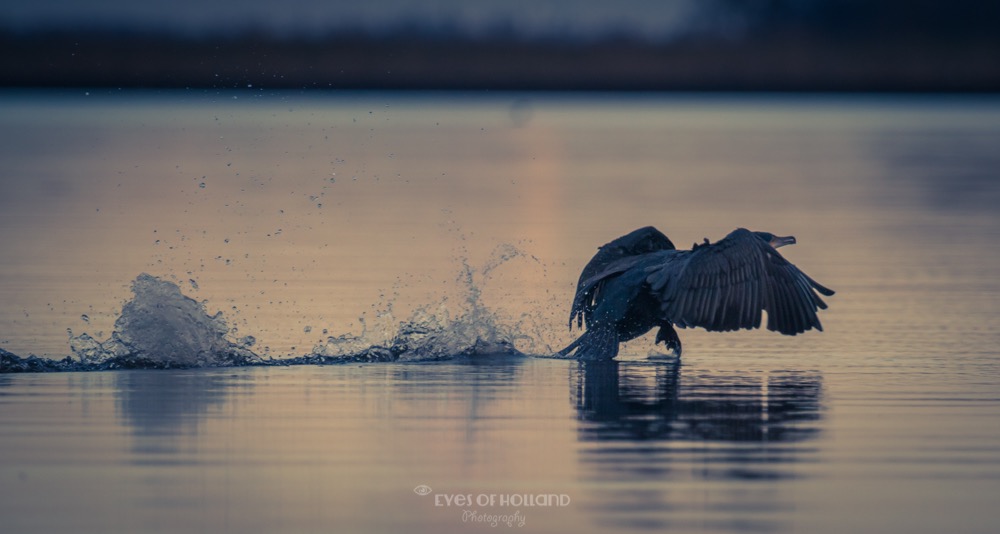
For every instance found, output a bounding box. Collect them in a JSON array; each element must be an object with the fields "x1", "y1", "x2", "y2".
[
  {"x1": 64, "y1": 274, "x2": 262, "y2": 369},
  {"x1": 306, "y1": 303, "x2": 521, "y2": 364},
  {"x1": 1, "y1": 244, "x2": 553, "y2": 372},
  {"x1": 306, "y1": 244, "x2": 537, "y2": 363}
]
